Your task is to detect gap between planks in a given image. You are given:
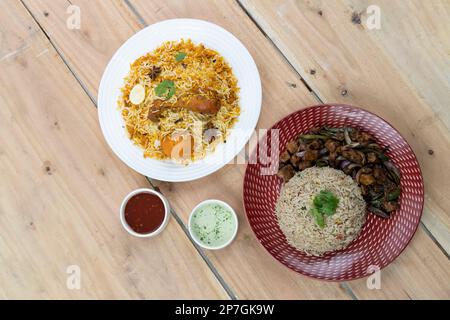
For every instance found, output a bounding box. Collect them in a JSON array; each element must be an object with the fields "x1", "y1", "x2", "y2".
[
  {"x1": 18, "y1": 0, "x2": 366, "y2": 300},
  {"x1": 19, "y1": 0, "x2": 237, "y2": 300},
  {"x1": 235, "y1": 0, "x2": 450, "y2": 263},
  {"x1": 19, "y1": 0, "x2": 354, "y2": 300},
  {"x1": 20, "y1": 0, "x2": 97, "y2": 106},
  {"x1": 124, "y1": 0, "x2": 356, "y2": 300},
  {"x1": 20, "y1": 0, "x2": 360, "y2": 300}
]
